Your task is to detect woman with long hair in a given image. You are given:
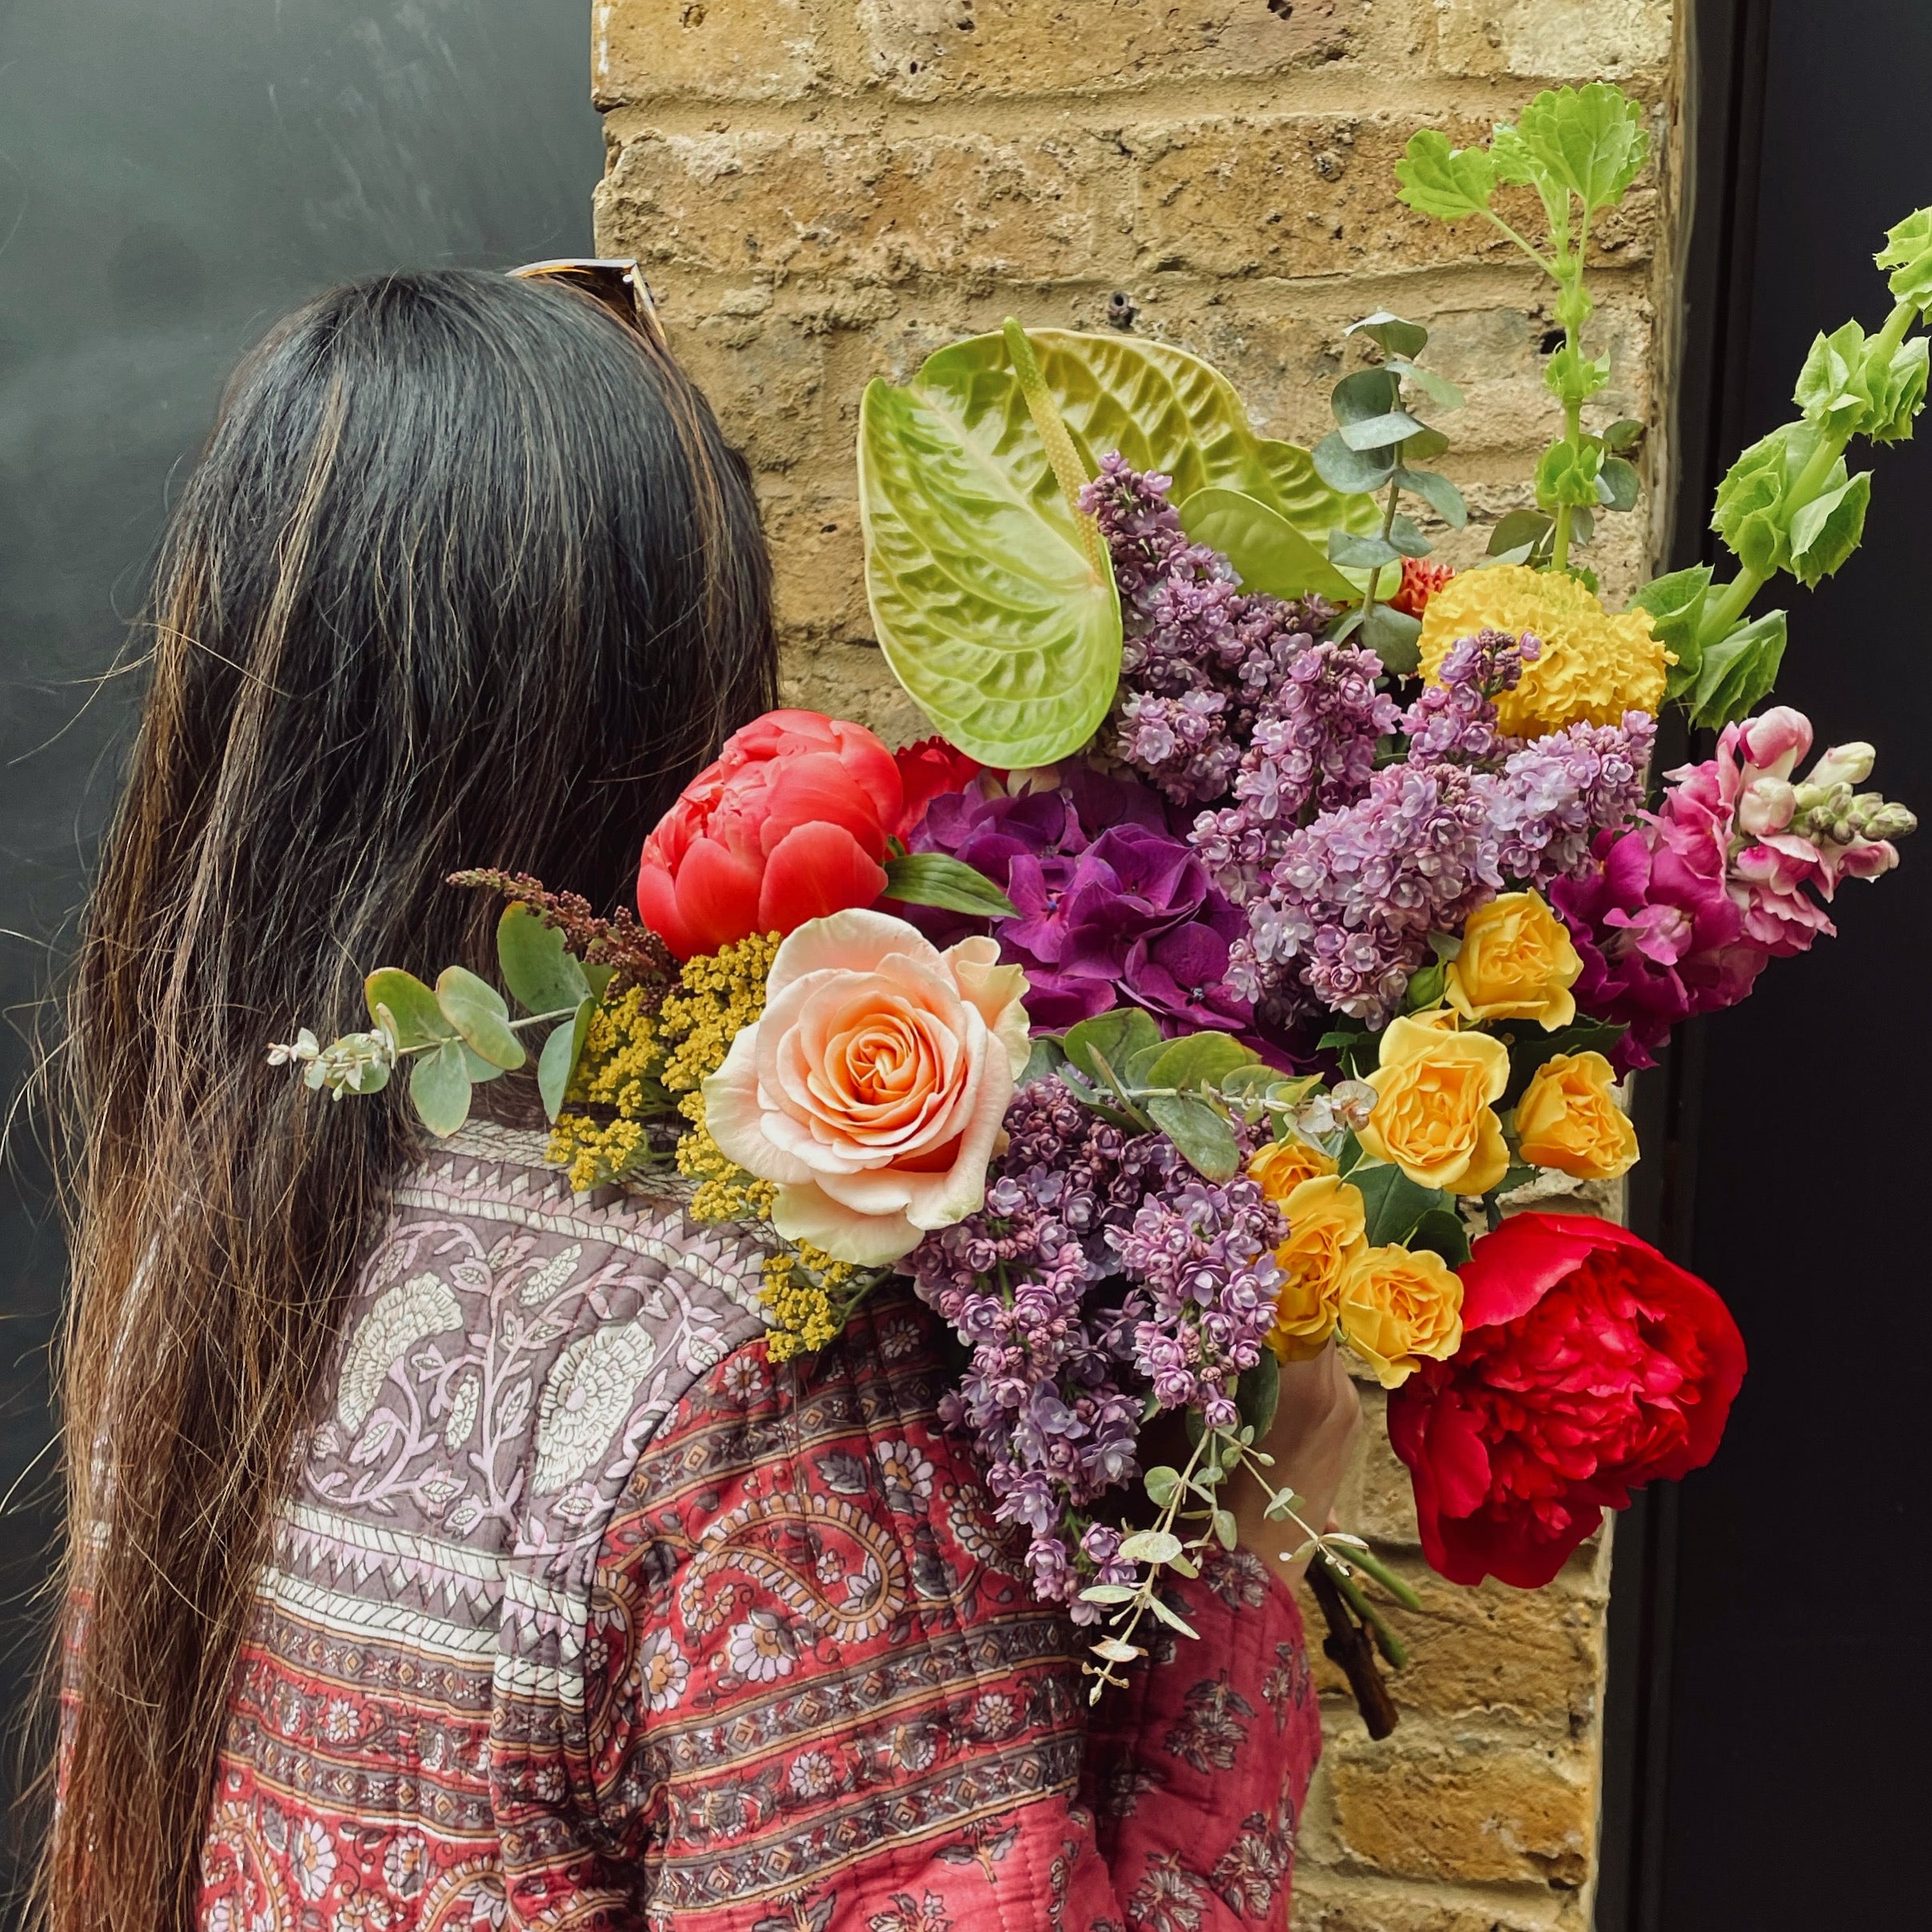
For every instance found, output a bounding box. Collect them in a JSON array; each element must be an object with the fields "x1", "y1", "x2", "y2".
[{"x1": 41, "y1": 264, "x2": 1358, "y2": 1932}]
